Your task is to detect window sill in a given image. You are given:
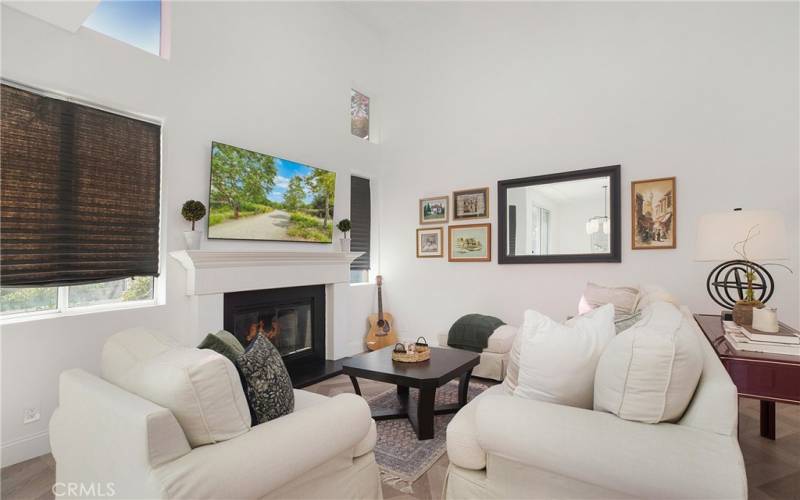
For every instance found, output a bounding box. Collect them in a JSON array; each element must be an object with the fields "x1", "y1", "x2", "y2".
[
  {"x1": 0, "y1": 299, "x2": 163, "y2": 326},
  {"x1": 349, "y1": 282, "x2": 375, "y2": 288}
]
